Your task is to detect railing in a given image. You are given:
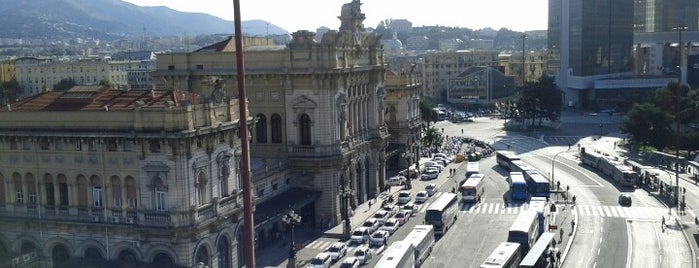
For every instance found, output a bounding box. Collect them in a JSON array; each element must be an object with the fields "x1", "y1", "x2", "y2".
[{"x1": 288, "y1": 144, "x2": 344, "y2": 158}]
